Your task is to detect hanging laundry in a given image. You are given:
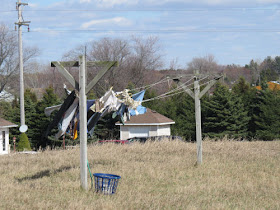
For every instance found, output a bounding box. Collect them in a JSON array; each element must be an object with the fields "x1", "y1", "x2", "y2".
[
  {"x1": 87, "y1": 106, "x2": 110, "y2": 137},
  {"x1": 99, "y1": 88, "x2": 122, "y2": 112},
  {"x1": 73, "y1": 120, "x2": 78, "y2": 140},
  {"x1": 130, "y1": 90, "x2": 147, "y2": 116},
  {"x1": 112, "y1": 104, "x2": 128, "y2": 124},
  {"x1": 44, "y1": 90, "x2": 76, "y2": 137},
  {"x1": 44, "y1": 104, "x2": 62, "y2": 117},
  {"x1": 44, "y1": 88, "x2": 147, "y2": 140},
  {"x1": 55, "y1": 97, "x2": 79, "y2": 139},
  {"x1": 117, "y1": 89, "x2": 141, "y2": 110},
  {"x1": 64, "y1": 84, "x2": 71, "y2": 95}
]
